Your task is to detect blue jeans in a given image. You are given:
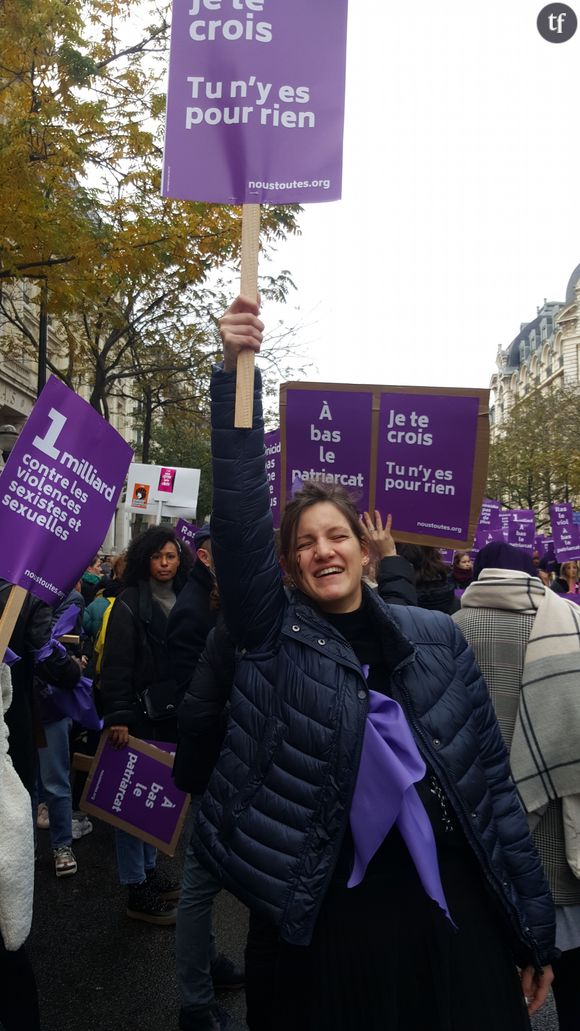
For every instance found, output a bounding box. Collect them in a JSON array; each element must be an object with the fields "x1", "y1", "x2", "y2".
[
  {"x1": 115, "y1": 829, "x2": 157, "y2": 885},
  {"x1": 37, "y1": 718, "x2": 73, "y2": 849},
  {"x1": 176, "y1": 798, "x2": 220, "y2": 1009}
]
